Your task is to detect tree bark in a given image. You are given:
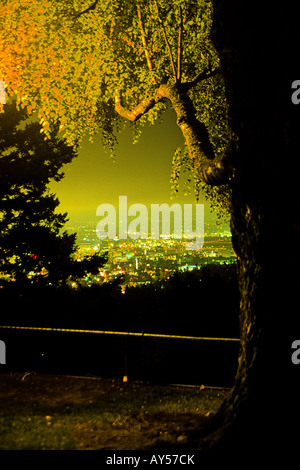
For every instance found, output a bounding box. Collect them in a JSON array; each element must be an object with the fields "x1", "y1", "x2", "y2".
[
  {"x1": 177, "y1": 0, "x2": 300, "y2": 459},
  {"x1": 164, "y1": 82, "x2": 233, "y2": 185},
  {"x1": 115, "y1": 74, "x2": 232, "y2": 186}
]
